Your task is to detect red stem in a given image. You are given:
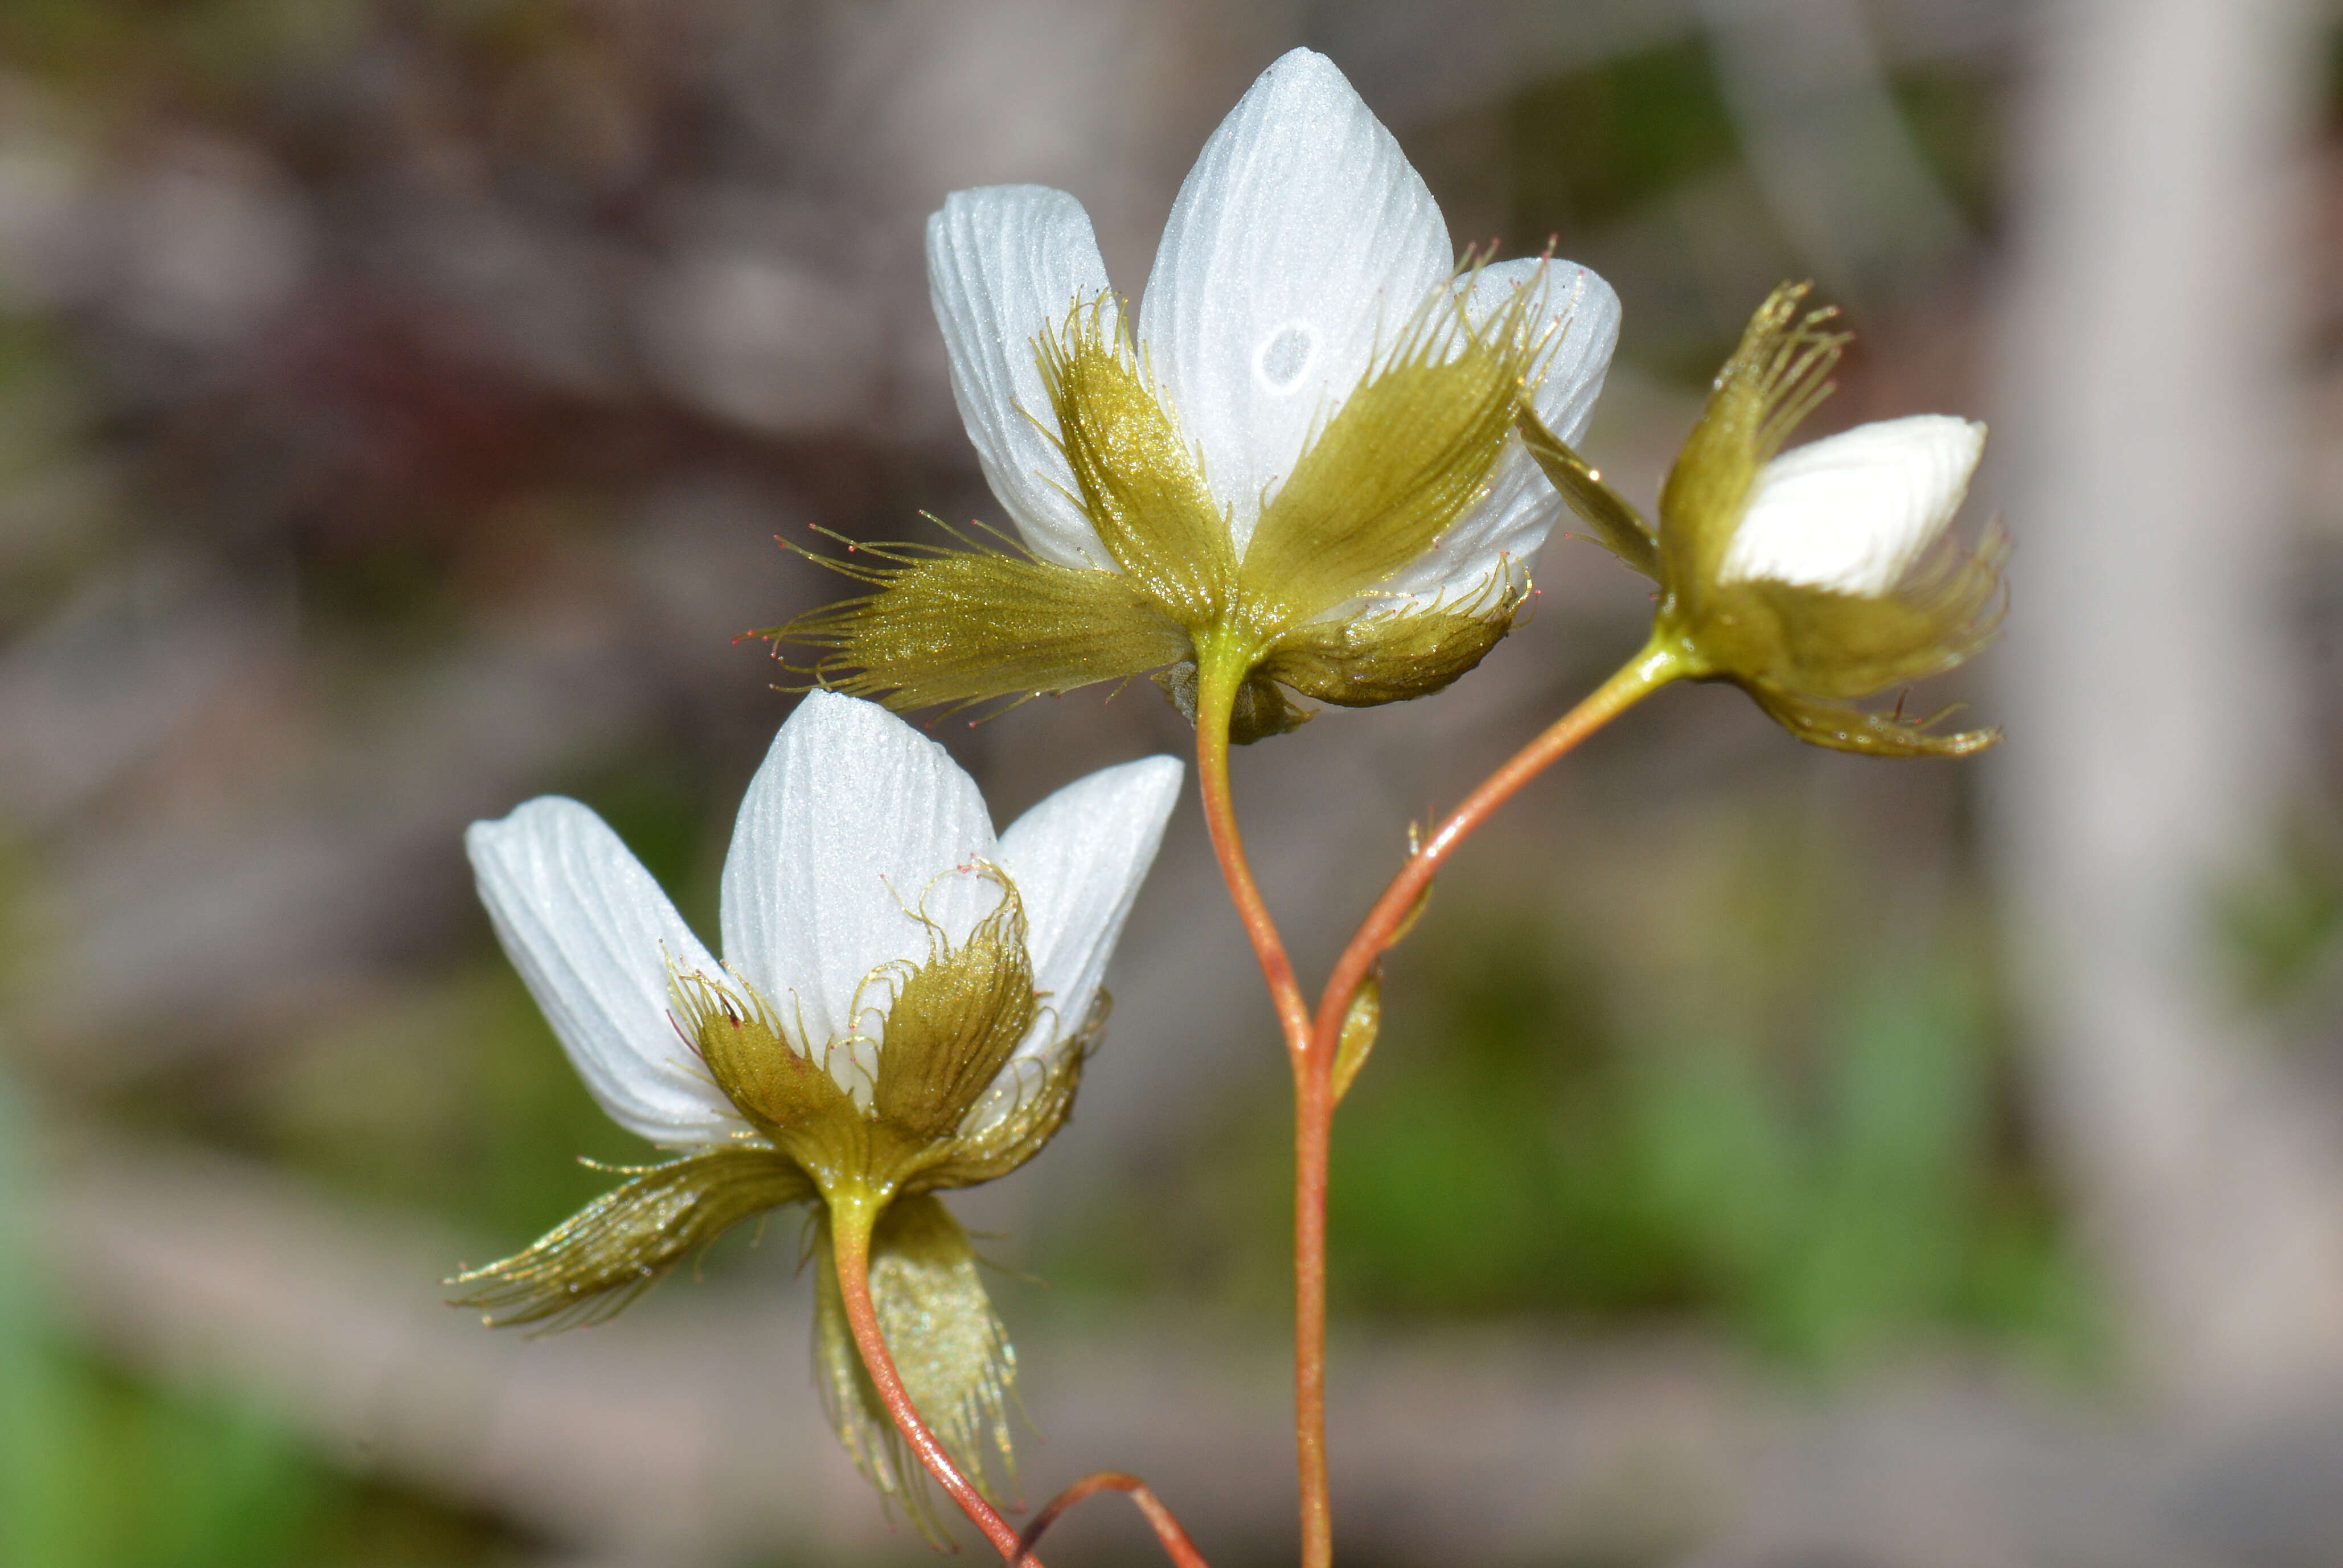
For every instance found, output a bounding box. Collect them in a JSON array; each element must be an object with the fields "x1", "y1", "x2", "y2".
[
  {"x1": 1196, "y1": 638, "x2": 1679, "y2": 1568},
  {"x1": 1193, "y1": 657, "x2": 1316, "y2": 1058},
  {"x1": 830, "y1": 1217, "x2": 1035, "y2": 1564},
  {"x1": 1192, "y1": 653, "x2": 1332, "y2": 1568},
  {"x1": 1309, "y1": 642, "x2": 1679, "y2": 1061},
  {"x1": 1019, "y1": 1472, "x2": 1212, "y2": 1568}
]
